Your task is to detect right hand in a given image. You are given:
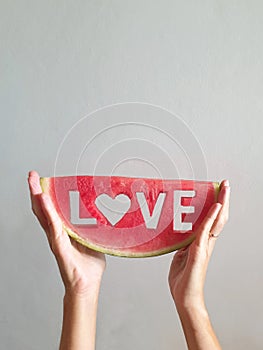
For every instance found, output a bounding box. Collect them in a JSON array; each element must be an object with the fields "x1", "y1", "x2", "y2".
[
  {"x1": 168, "y1": 180, "x2": 230, "y2": 308},
  {"x1": 28, "y1": 170, "x2": 106, "y2": 297}
]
